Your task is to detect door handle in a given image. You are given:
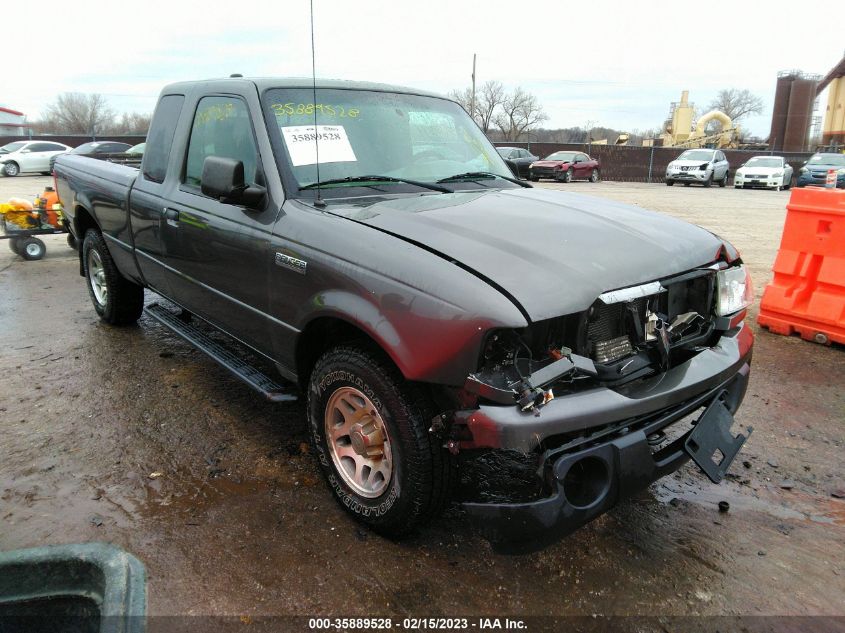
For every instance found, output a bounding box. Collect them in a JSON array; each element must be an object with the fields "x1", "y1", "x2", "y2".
[{"x1": 164, "y1": 208, "x2": 180, "y2": 226}]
